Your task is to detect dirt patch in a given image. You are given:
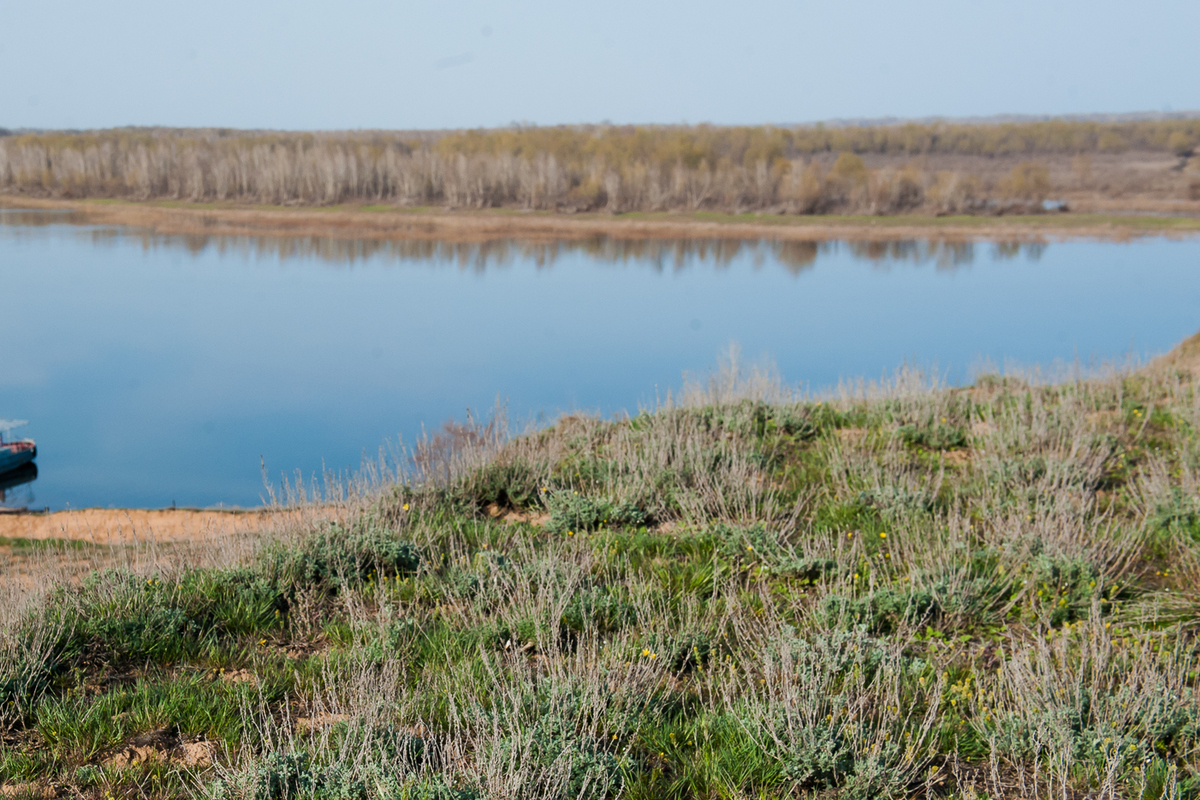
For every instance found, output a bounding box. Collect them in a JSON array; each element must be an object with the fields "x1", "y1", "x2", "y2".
[
  {"x1": 101, "y1": 728, "x2": 217, "y2": 770},
  {"x1": 105, "y1": 744, "x2": 167, "y2": 769},
  {"x1": 296, "y1": 713, "x2": 350, "y2": 733},
  {"x1": 836, "y1": 427, "x2": 869, "y2": 444},
  {"x1": 484, "y1": 503, "x2": 550, "y2": 526},
  {"x1": 941, "y1": 449, "x2": 971, "y2": 467},
  {"x1": 177, "y1": 740, "x2": 217, "y2": 768},
  {"x1": 219, "y1": 668, "x2": 258, "y2": 685},
  {"x1": 0, "y1": 506, "x2": 340, "y2": 545}
]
